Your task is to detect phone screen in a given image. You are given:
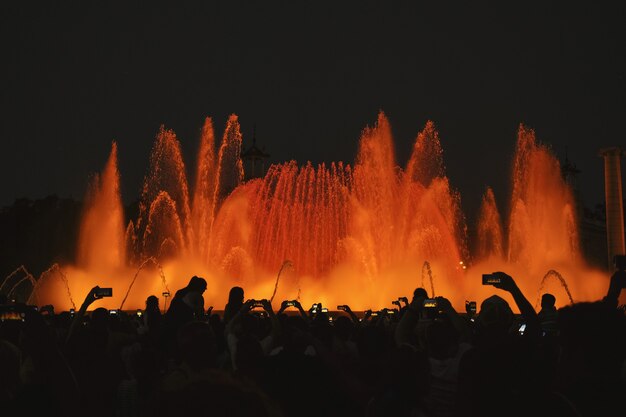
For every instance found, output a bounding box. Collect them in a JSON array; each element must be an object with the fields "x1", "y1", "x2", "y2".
[{"x1": 423, "y1": 299, "x2": 437, "y2": 308}]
